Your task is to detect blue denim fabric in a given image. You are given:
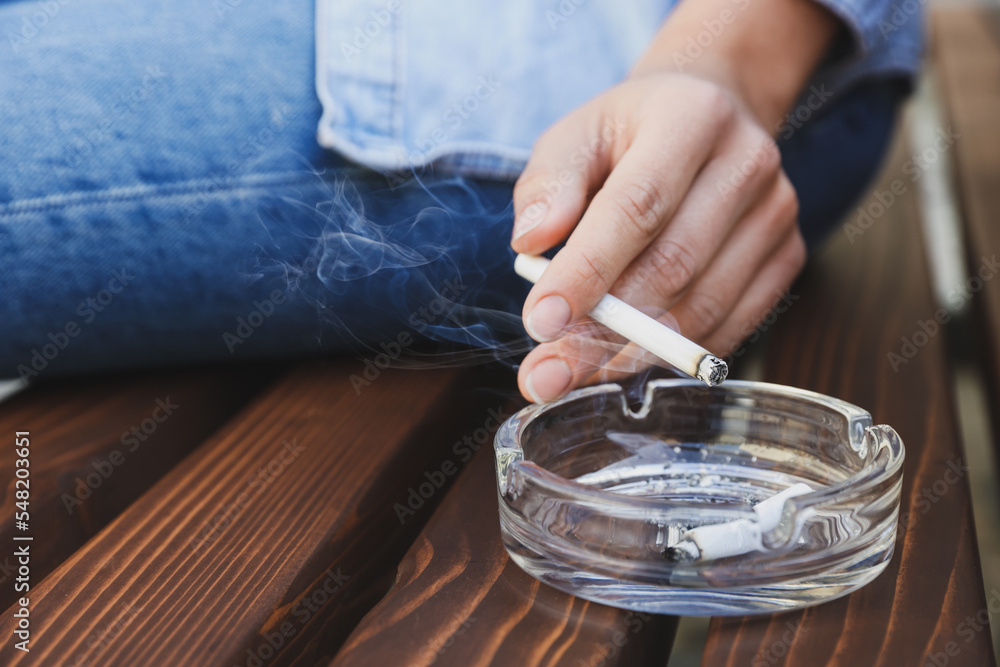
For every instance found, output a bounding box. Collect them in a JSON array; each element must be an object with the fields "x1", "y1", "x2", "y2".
[
  {"x1": 811, "y1": 0, "x2": 925, "y2": 92},
  {"x1": 780, "y1": 78, "x2": 910, "y2": 250},
  {"x1": 0, "y1": 1, "x2": 904, "y2": 381},
  {"x1": 317, "y1": 0, "x2": 923, "y2": 178},
  {"x1": 316, "y1": 0, "x2": 677, "y2": 179},
  {"x1": 0, "y1": 1, "x2": 527, "y2": 382}
]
